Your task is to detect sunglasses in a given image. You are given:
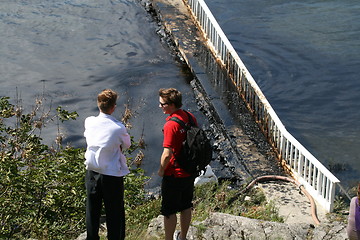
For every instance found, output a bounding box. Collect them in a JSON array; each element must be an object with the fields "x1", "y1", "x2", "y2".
[{"x1": 159, "y1": 102, "x2": 169, "y2": 107}]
